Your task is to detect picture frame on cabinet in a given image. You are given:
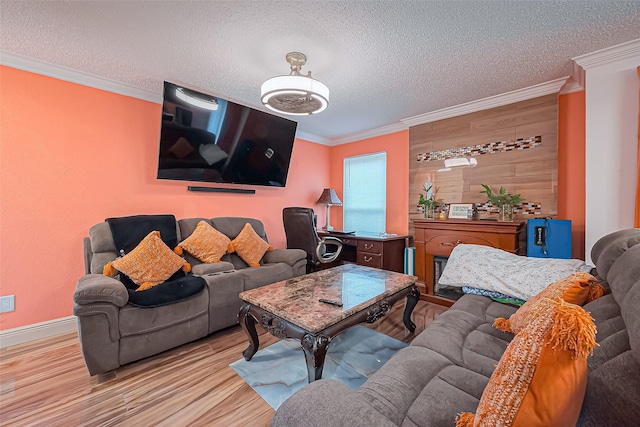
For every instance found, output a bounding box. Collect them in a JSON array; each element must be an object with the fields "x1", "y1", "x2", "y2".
[{"x1": 448, "y1": 203, "x2": 474, "y2": 219}]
